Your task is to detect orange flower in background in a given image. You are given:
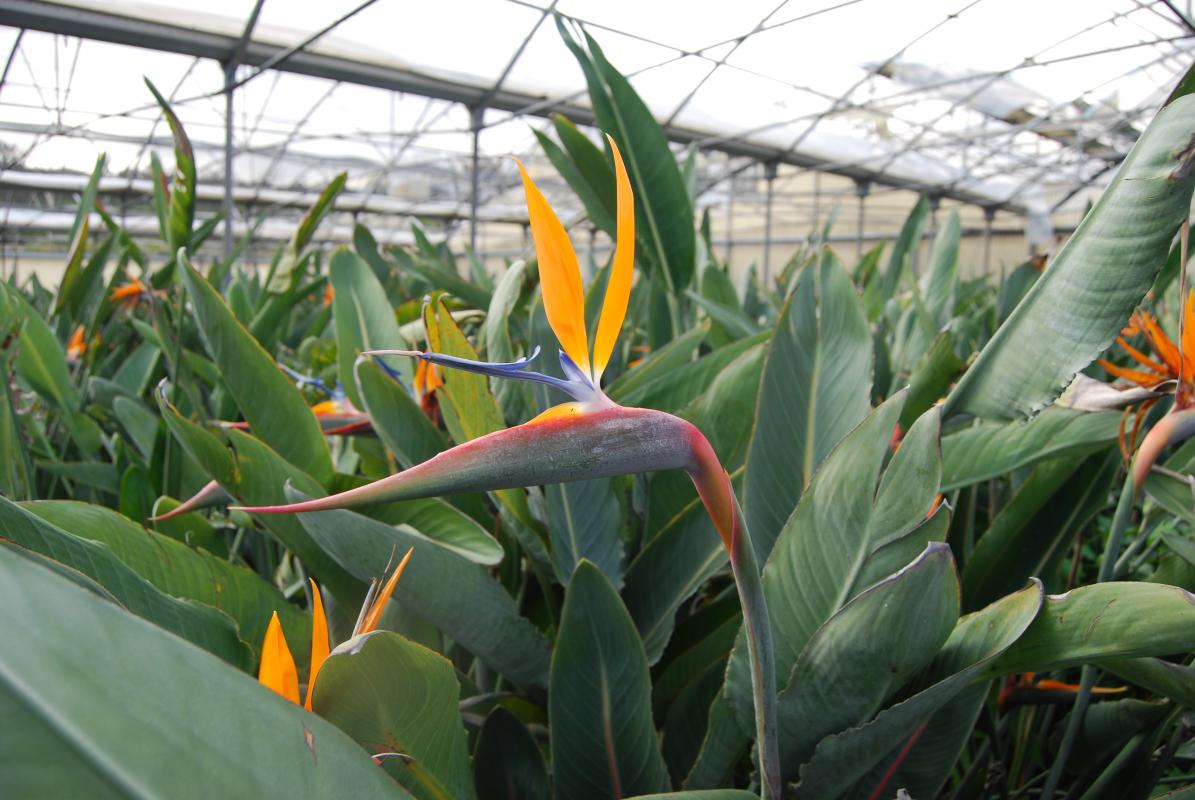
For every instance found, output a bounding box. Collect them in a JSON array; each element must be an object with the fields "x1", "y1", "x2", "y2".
[
  {"x1": 66, "y1": 325, "x2": 101, "y2": 363},
  {"x1": 1099, "y1": 291, "x2": 1195, "y2": 460},
  {"x1": 110, "y1": 279, "x2": 152, "y2": 310},
  {"x1": 998, "y1": 672, "x2": 1126, "y2": 711},
  {"x1": 1099, "y1": 291, "x2": 1195, "y2": 403},
  {"x1": 66, "y1": 325, "x2": 87, "y2": 362},
  {"x1": 259, "y1": 549, "x2": 412, "y2": 708},
  {"x1": 323, "y1": 282, "x2": 335, "y2": 307},
  {"x1": 414, "y1": 358, "x2": 443, "y2": 426}
]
